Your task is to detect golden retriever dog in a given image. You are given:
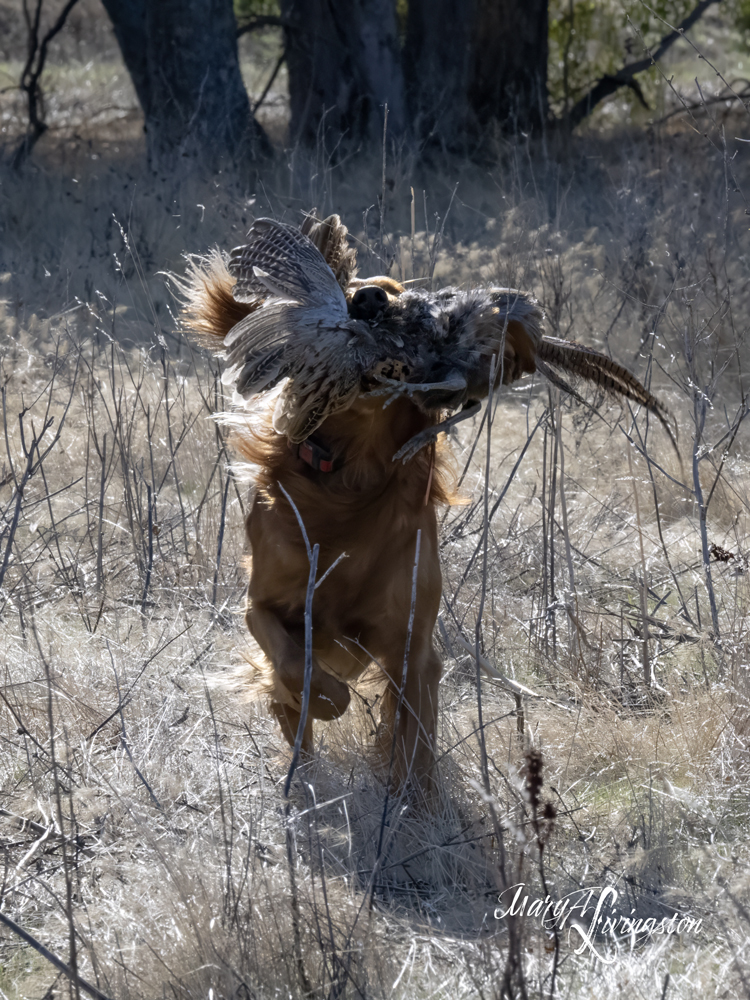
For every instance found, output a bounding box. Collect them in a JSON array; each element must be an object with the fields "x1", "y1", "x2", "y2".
[{"x1": 180, "y1": 212, "x2": 668, "y2": 793}]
